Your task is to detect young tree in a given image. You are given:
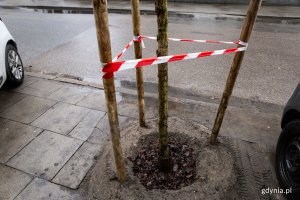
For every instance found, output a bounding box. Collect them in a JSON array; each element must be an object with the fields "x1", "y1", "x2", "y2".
[{"x1": 155, "y1": 0, "x2": 172, "y2": 172}]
